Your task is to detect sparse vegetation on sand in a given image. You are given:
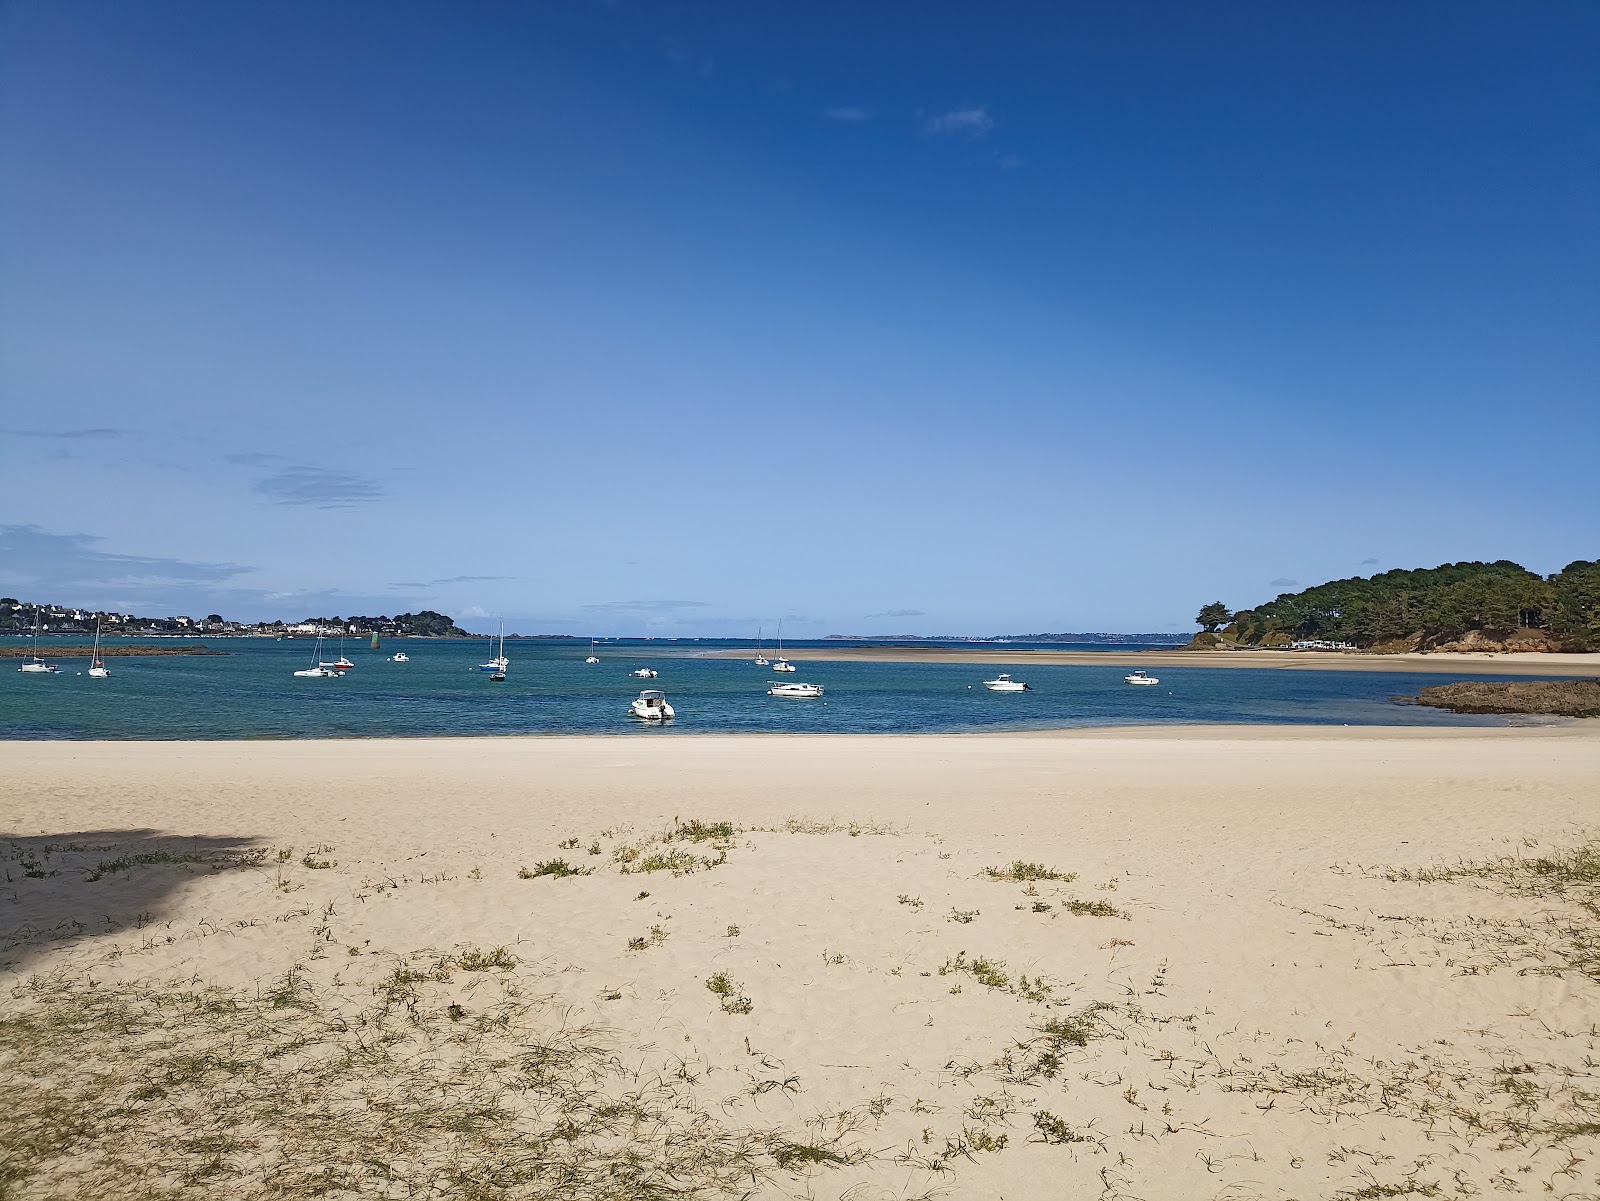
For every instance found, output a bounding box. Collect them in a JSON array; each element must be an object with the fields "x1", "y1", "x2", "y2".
[
  {"x1": 0, "y1": 966, "x2": 865, "y2": 1199},
  {"x1": 982, "y1": 861, "x2": 1076, "y2": 883},
  {"x1": 518, "y1": 858, "x2": 590, "y2": 879}
]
